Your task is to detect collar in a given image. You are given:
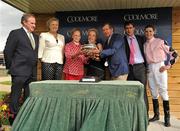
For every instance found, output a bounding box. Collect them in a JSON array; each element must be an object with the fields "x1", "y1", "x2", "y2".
[
  {"x1": 147, "y1": 37, "x2": 155, "y2": 43},
  {"x1": 72, "y1": 41, "x2": 81, "y2": 46},
  {"x1": 127, "y1": 35, "x2": 135, "y2": 39},
  {"x1": 22, "y1": 26, "x2": 33, "y2": 35},
  {"x1": 22, "y1": 26, "x2": 29, "y2": 33}
]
